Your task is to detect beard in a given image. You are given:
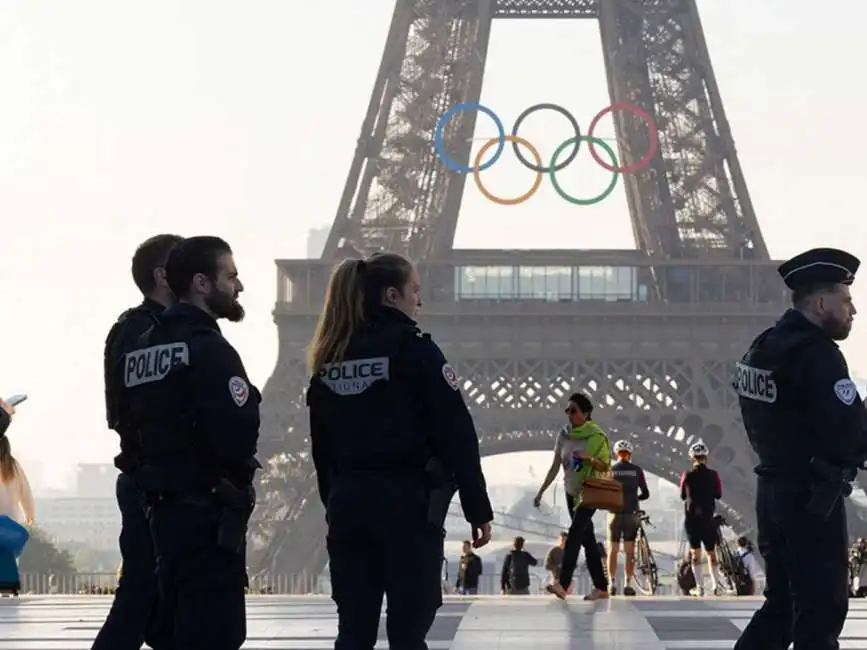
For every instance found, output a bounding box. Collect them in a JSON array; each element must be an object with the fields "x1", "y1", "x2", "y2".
[
  {"x1": 205, "y1": 287, "x2": 245, "y2": 322},
  {"x1": 822, "y1": 313, "x2": 852, "y2": 341}
]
